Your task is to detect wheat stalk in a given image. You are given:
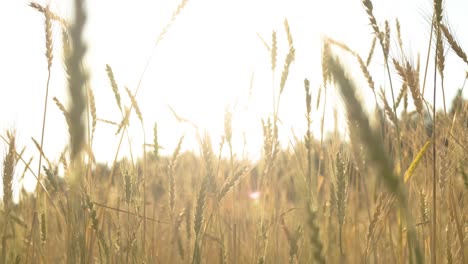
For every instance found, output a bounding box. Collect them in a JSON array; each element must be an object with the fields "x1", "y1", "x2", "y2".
[
  {"x1": 435, "y1": 23, "x2": 447, "y2": 114},
  {"x1": 432, "y1": 1, "x2": 443, "y2": 262},
  {"x1": 307, "y1": 205, "x2": 326, "y2": 264},
  {"x1": 66, "y1": 0, "x2": 87, "y2": 162},
  {"x1": 26, "y1": 4, "x2": 57, "y2": 260},
  {"x1": 327, "y1": 54, "x2": 423, "y2": 263},
  {"x1": 83, "y1": 191, "x2": 110, "y2": 261},
  {"x1": 304, "y1": 79, "x2": 313, "y2": 192},
  {"x1": 97, "y1": 118, "x2": 119, "y2": 126},
  {"x1": 192, "y1": 177, "x2": 207, "y2": 264}
]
